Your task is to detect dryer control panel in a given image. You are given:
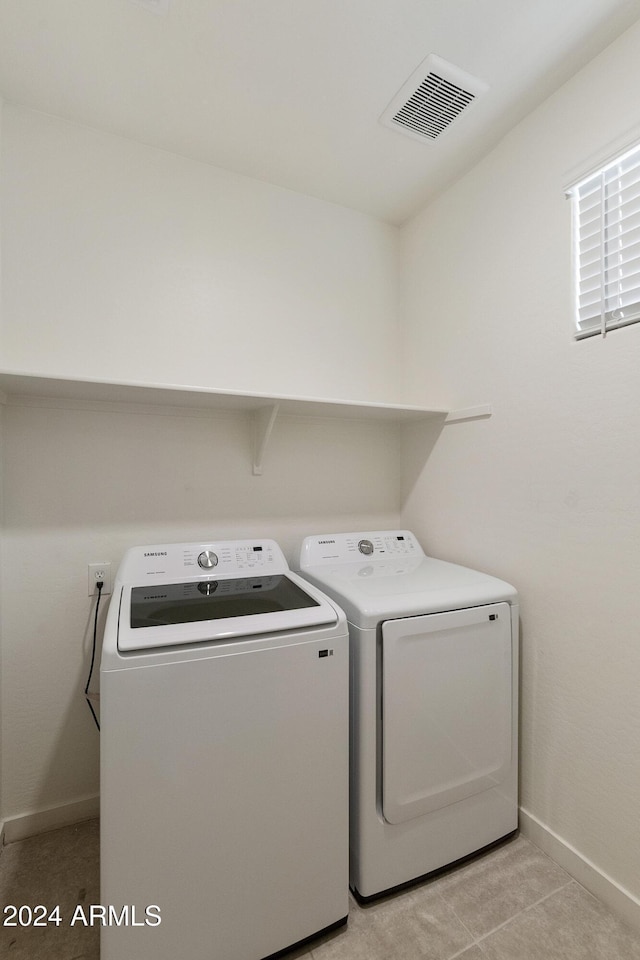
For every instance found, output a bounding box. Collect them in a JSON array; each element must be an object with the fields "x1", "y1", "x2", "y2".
[{"x1": 300, "y1": 531, "x2": 424, "y2": 566}]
